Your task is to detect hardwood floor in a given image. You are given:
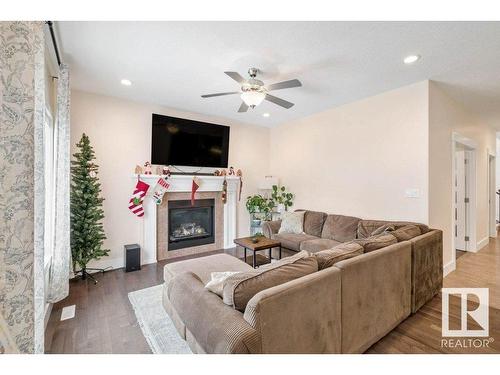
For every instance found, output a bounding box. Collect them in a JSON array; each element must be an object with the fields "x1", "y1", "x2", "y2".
[{"x1": 45, "y1": 240, "x2": 500, "y2": 354}]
